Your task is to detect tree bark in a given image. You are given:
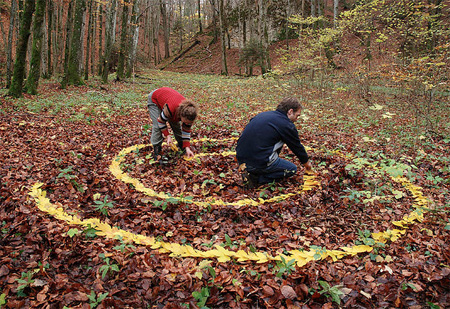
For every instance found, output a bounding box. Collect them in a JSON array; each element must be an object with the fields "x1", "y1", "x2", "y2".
[
  {"x1": 97, "y1": 3, "x2": 103, "y2": 76},
  {"x1": 25, "y1": 0, "x2": 46, "y2": 95},
  {"x1": 101, "y1": 0, "x2": 118, "y2": 83},
  {"x1": 117, "y1": 0, "x2": 130, "y2": 80},
  {"x1": 6, "y1": 0, "x2": 17, "y2": 88},
  {"x1": 160, "y1": 0, "x2": 170, "y2": 59},
  {"x1": 66, "y1": 0, "x2": 86, "y2": 86},
  {"x1": 218, "y1": 0, "x2": 227, "y2": 75},
  {"x1": 333, "y1": 0, "x2": 338, "y2": 28},
  {"x1": 61, "y1": 0, "x2": 74, "y2": 88},
  {"x1": 197, "y1": 0, "x2": 202, "y2": 33},
  {"x1": 127, "y1": 0, "x2": 141, "y2": 77},
  {"x1": 8, "y1": 0, "x2": 35, "y2": 98},
  {"x1": 84, "y1": 0, "x2": 93, "y2": 80},
  {"x1": 45, "y1": 0, "x2": 53, "y2": 78}
]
